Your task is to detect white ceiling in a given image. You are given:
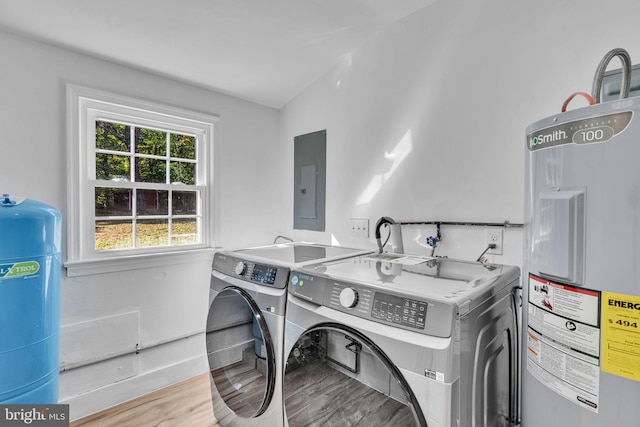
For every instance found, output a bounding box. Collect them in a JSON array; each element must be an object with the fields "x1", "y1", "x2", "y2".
[{"x1": 0, "y1": 0, "x2": 435, "y2": 108}]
